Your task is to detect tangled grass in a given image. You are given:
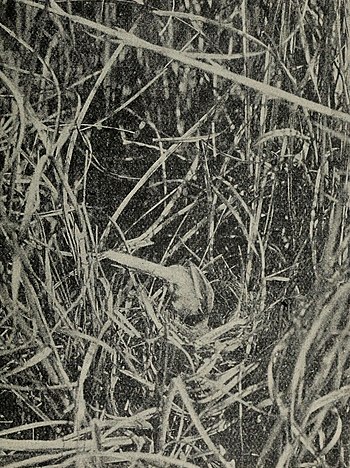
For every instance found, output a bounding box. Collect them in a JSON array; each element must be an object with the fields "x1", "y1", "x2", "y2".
[{"x1": 1, "y1": 1, "x2": 350, "y2": 467}]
